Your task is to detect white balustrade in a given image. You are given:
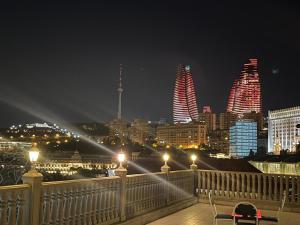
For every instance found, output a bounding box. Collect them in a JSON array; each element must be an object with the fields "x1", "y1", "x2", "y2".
[
  {"x1": 41, "y1": 177, "x2": 121, "y2": 225},
  {"x1": 198, "y1": 170, "x2": 300, "y2": 205},
  {"x1": 0, "y1": 184, "x2": 30, "y2": 225}
]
